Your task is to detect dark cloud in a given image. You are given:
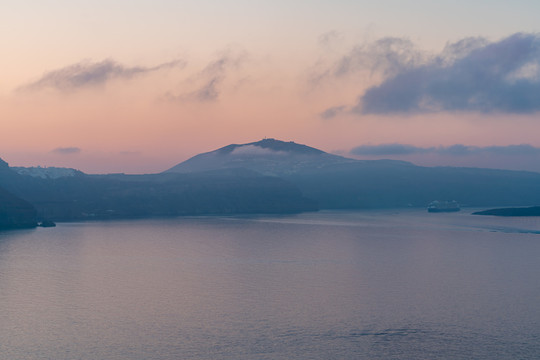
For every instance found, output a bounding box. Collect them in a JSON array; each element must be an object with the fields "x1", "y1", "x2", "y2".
[
  {"x1": 320, "y1": 105, "x2": 347, "y2": 119},
  {"x1": 19, "y1": 59, "x2": 185, "y2": 92},
  {"x1": 52, "y1": 147, "x2": 81, "y2": 155},
  {"x1": 353, "y1": 33, "x2": 540, "y2": 114},
  {"x1": 351, "y1": 143, "x2": 540, "y2": 157},
  {"x1": 437, "y1": 144, "x2": 476, "y2": 156},
  {"x1": 477, "y1": 144, "x2": 540, "y2": 156}
]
